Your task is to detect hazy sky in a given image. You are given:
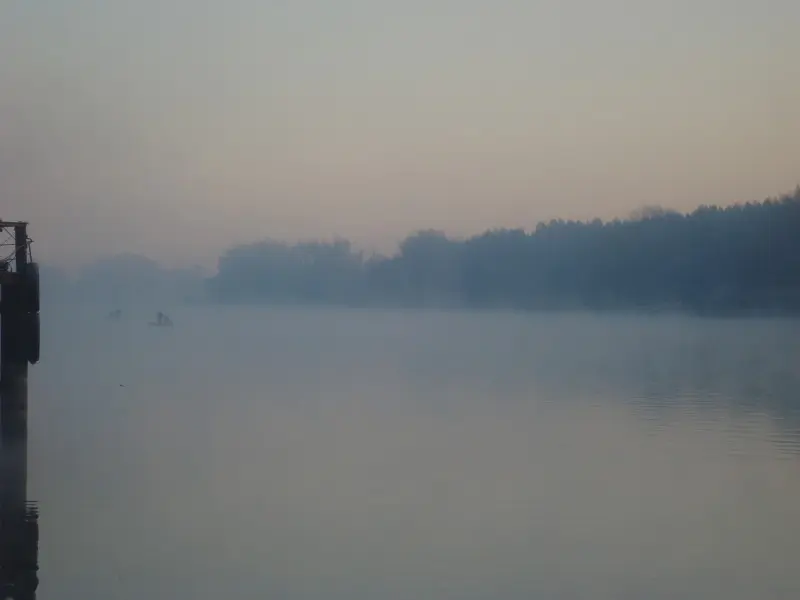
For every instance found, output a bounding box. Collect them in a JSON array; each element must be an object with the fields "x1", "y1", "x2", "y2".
[{"x1": 1, "y1": 0, "x2": 798, "y2": 268}]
